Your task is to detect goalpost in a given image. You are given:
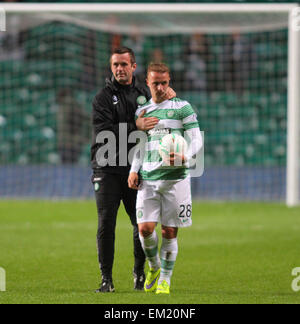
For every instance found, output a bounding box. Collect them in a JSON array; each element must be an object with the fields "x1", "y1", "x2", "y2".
[
  {"x1": 287, "y1": 6, "x2": 300, "y2": 207},
  {"x1": 0, "y1": 3, "x2": 299, "y2": 206}
]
